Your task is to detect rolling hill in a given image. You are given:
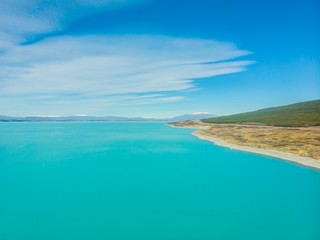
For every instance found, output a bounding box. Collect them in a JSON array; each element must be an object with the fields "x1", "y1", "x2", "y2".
[{"x1": 202, "y1": 99, "x2": 320, "y2": 127}]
